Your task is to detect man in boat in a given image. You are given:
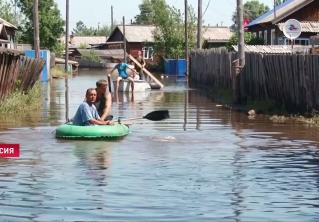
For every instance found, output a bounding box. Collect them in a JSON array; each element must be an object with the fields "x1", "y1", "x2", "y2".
[
  {"x1": 134, "y1": 51, "x2": 146, "y2": 80},
  {"x1": 72, "y1": 88, "x2": 111, "y2": 126},
  {"x1": 109, "y1": 59, "x2": 137, "y2": 93},
  {"x1": 95, "y1": 79, "x2": 113, "y2": 121}
]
